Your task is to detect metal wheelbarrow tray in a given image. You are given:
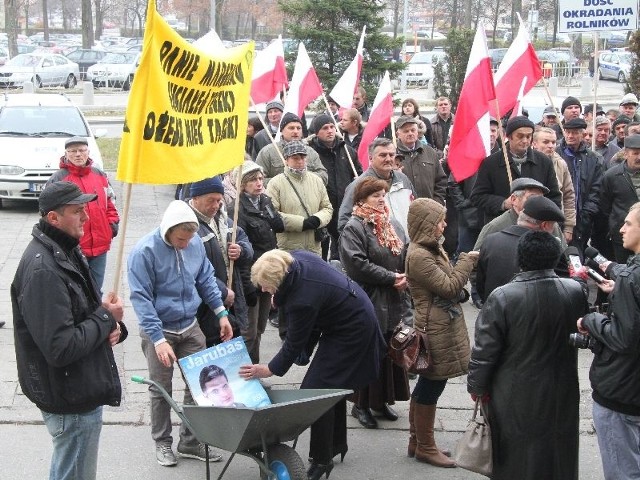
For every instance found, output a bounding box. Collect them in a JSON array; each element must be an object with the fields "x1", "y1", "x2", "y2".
[{"x1": 132, "y1": 375, "x2": 351, "y2": 480}]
